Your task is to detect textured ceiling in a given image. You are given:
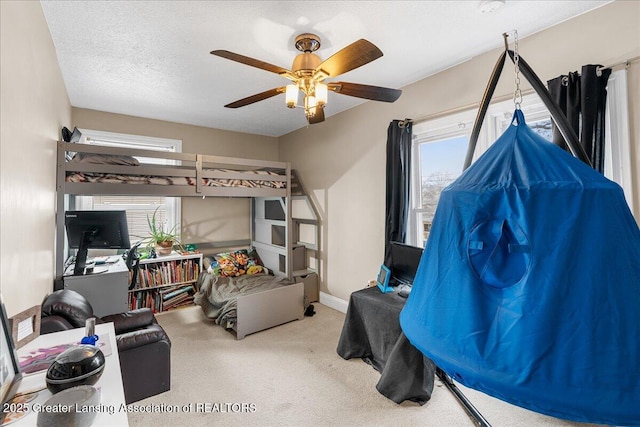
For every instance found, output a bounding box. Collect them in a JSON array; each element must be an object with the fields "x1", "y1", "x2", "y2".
[{"x1": 40, "y1": 1, "x2": 611, "y2": 137}]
